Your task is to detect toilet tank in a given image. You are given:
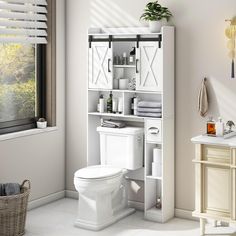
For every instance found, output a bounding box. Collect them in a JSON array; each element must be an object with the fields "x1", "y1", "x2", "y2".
[{"x1": 97, "y1": 126, "x2": 144, "y2": 170}]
